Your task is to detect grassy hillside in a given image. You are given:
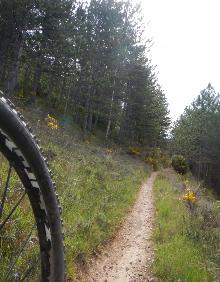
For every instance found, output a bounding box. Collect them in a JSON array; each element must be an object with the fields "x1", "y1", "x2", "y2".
[
  {"x1": 153, "y1": 170, "x2": 220, "y2": 281},
  {"x1": 22, "y1": 105, "x2": 150, "y2": 280}
]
